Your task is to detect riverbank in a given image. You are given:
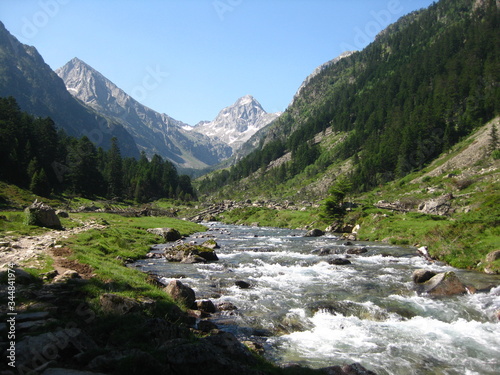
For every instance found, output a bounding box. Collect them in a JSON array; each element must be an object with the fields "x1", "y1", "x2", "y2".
[{"x1": 0, "y1": 210, "x2": 377, "y2": 375}]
